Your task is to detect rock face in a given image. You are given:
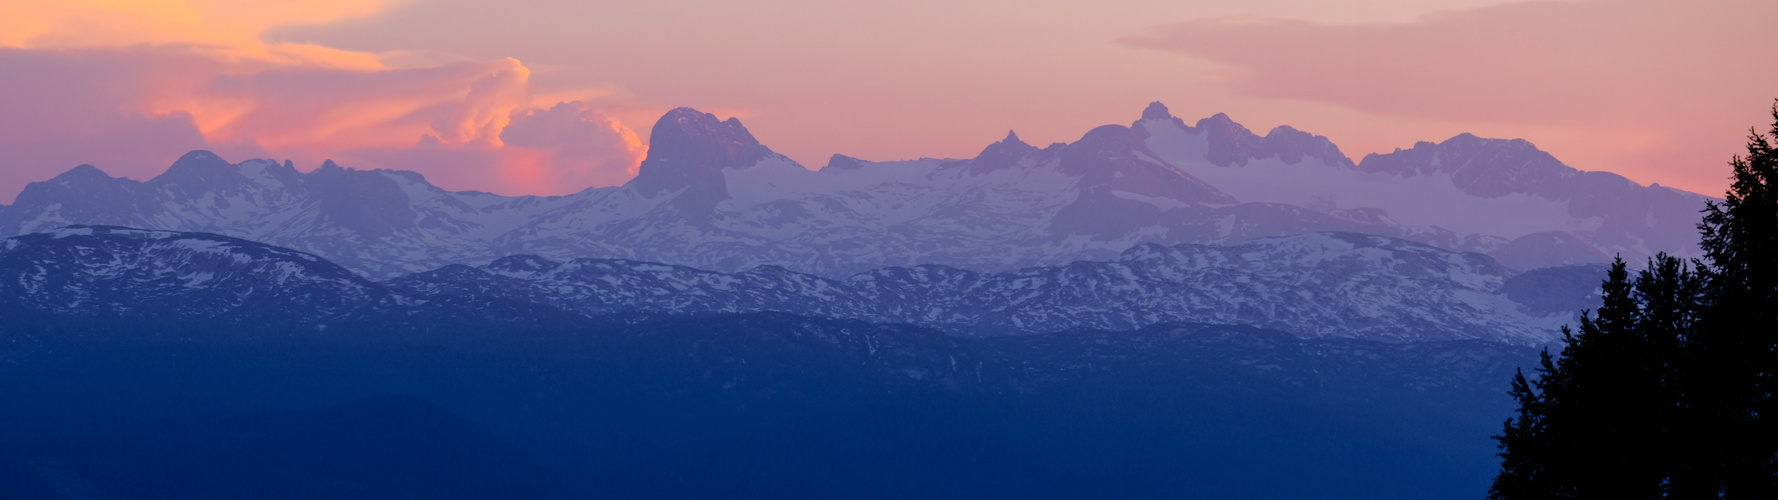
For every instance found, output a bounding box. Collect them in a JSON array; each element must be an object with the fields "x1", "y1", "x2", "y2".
[
  {"x1": 1, "y1": 227, "x2": 1582, "y2": 343},
  {"x1": 0, "y1": 104, "x2": 1711, "y2": 279},
  {"x1": 628, "y1": 107, "x2": 779, "y2": 221}
]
